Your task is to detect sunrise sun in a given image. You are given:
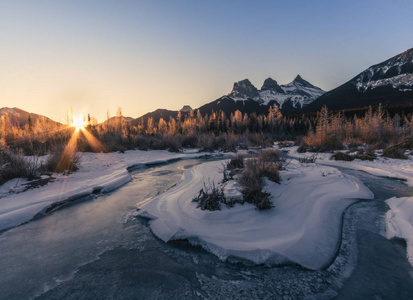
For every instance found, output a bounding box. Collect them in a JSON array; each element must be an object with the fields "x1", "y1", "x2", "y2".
[{"x1": 71, "y1": 115, "x2": 87, "y2": 131}]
